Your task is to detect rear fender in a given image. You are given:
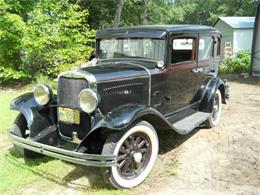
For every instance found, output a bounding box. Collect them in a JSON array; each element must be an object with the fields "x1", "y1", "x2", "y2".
[{"x1": 199, "y1": 77, "x2": 227, "y2": 113}]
